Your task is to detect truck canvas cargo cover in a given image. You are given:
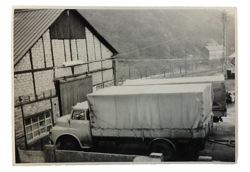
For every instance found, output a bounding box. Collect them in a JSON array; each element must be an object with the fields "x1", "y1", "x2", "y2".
[
  {"x1": 87, "y1": 84, "x2": 213, "y2": 139},
  {"x1": 123, "y1": 75, "x2": 225, "y2": 86},
  {"x1": 123, "y1": 75, "x2": 226, "y2": 115}
]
